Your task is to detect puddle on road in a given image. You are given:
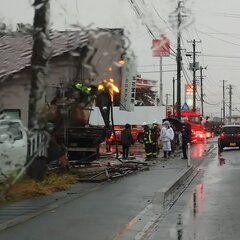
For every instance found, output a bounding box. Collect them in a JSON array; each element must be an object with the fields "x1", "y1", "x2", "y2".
[{"x1": 191, "y1": 143, "x2": 205, "y2": 159}]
